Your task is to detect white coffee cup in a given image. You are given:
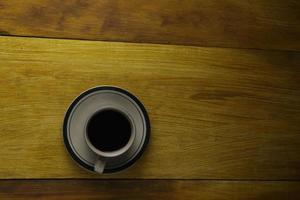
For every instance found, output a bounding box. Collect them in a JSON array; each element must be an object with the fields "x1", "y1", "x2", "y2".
[{"x1": 84, "y1": 107, "x2": 138, "y2": 173}]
